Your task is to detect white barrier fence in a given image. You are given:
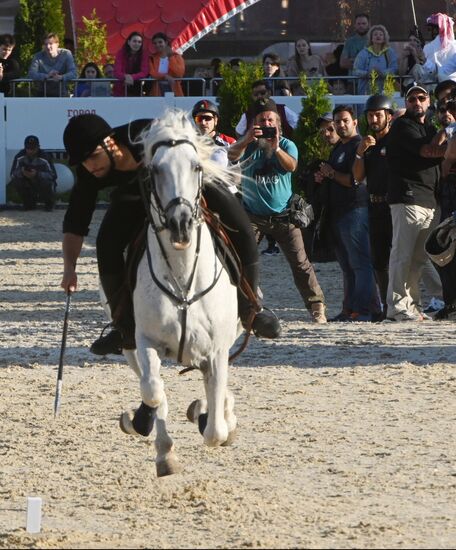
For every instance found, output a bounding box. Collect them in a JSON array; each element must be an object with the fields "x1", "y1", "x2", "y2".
[{"x1": 0, "y1": 92, "x2": 405, "y2": 205}]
